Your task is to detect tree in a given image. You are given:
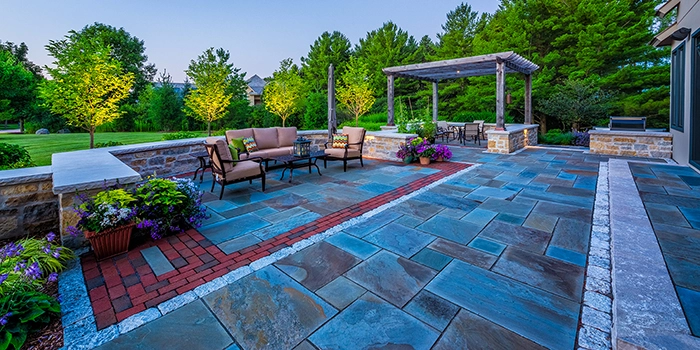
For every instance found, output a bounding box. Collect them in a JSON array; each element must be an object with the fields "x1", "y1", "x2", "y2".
[
  {"x1": 540, "y1": 80, "x2": 611, "y2": 131},
  {"x1": 300, "y1": 31, "x2": 352, "y2": 91},
  {"x1": 40, "y1": 40, "x2": 134, "y2": 148},
  {"x1": 184, "y1": 48, "x2": 235, "y2": 136},
  {"x1": 0, "y1": 50, "x2": 36, "y2": 131},
  {"x1": 264, "y1": 58, "x2": 303, "y2": 127},
  {"x1": 149, "y1": 70, "x2": 185, "y2": 131},
  {"x1": 354, "y1": 22, "x2": 419, "y2": 96},
  {"x1": 302, "y1": 92, "x2": 328, "y2": 130},
  {"x1": 337, "y1": 57, "x2": 375, "y2": 126},
  {"x1": 435, "y1": 3, "x2": 489, "y2": 60},
  {"x1": 0, "y1": 40, "x2": 42, "y2": 77}
]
